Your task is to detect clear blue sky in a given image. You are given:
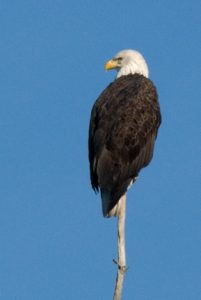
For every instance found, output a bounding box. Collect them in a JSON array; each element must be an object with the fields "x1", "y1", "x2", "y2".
[{"x1": 0, "y1": 1, "x2": 201, "y2": 299}]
